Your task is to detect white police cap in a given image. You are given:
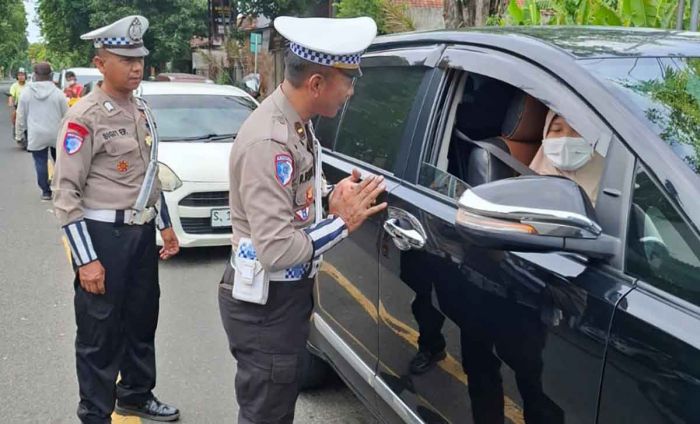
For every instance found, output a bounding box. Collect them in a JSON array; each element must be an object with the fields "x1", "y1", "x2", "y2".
[
  {"x1": 80, "y1": 15, "x2": 149, "y2": 57},
  {"x1": 274, "y1": 16, "x2": 377, "y2": 77}
]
